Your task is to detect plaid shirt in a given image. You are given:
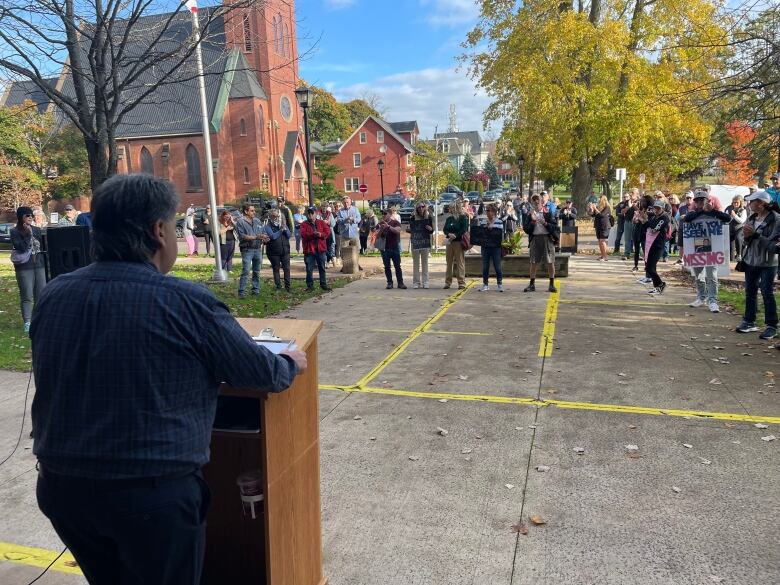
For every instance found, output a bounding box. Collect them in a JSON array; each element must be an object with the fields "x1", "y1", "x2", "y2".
[{"x1": 30, "y1": 261, "x2": 298, "y2": 479}]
